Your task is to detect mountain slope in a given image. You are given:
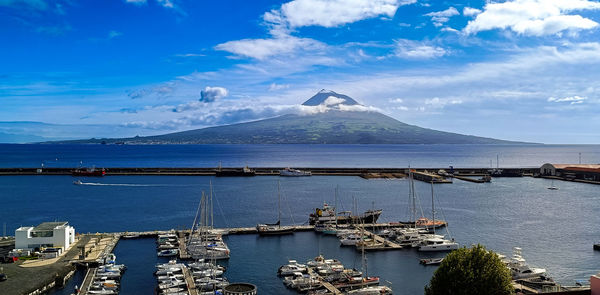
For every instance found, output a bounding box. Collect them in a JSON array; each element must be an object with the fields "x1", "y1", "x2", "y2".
[
  {"x1": 62, "y1": 111, "x2": 514, "y2": 144},
  {"x1": 52, "y1": 90, "x2": 520, "y2": 144}
]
